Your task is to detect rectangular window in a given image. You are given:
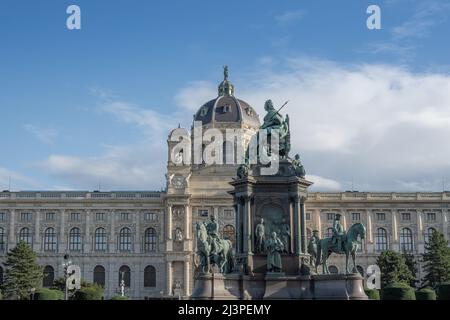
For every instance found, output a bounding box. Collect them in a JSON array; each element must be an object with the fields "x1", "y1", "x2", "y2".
[
  {"x1": 0, "y1": 212, "x2": 5, "y2": 221},
  {"x1": 401, "y1": 213, "x2": 411, "y2": 221},
  {"x1": 198, "y1": 209, "x2": 209, "y2": 217},
  {"x1": 376, "y1": 213, "x2": 386, "y2": 221},
  {"x1": 45, "y1": 212, "x2": 55, "y2": 221},
  {"x1": 306, "y1": 213, "x2": 311, "y2": 221},
  {"x1": 145, "y1": 212, "x2": 156, "y2": 221},
  {"x1": 427, "y1": 212, "x2": 436, "y2": 222},
  {"x1": 327, "y1": 213, "x2": 335, "y2": 221},
  {"x1": 223, "y1": 209, "x2": 233, "y2": 218},
  {"x1": 120, "y1": 213, "x2": 130, "y2": 221},
  {"x1": 96, "y1": 212, "x2": 105, "y2": 221},
  {"x1": 352, "y1": 213, "x2": 360, "y2": 221},
  {"x1": 70, "y1": 212, "x2": 80, "y2": 221},
  {"x1": 20, "y1": 212, "x2": 32, "y2": 221}
]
